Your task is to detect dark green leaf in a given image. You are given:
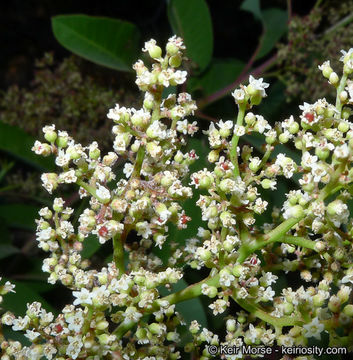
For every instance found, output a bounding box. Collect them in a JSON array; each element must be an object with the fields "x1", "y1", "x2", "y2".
[
  {"x1": 256, "y1": 9, "x2": 288, "y2": 60},
  {"x1": 81, "y1": 234, "x2": 101, "y2": 259},
  {"x1": 241, "y1": 1, "x2": 287, "y2": 60},
  {"x1": 168, "y1": 0, "x2": 213, "y2": 72},
  {"x1": 52, "y1": 15, "x2": 140, "y2": 71},
  {"x1": 0, "y1": 204, "x2": 39, "y2": 230},
  {"x1": 1, "y1": 279, "x2": 56, "y2": 316},
  {"x1": 188, "y1": 59, "x2": 245, "y2": 96},
  {"x1": 0, "y1": 122, "x2": 53, "y2": 171},
  {"x1": 241, "y1": 0, "x2": 262, "y2": 22}
]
